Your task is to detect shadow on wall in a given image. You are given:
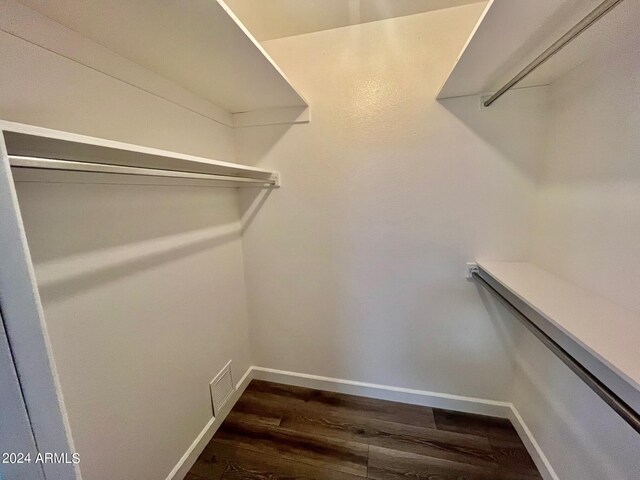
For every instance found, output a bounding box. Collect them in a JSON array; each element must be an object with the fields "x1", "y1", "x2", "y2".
[
  {"x1": 438, "y1": 86, "x2": 550, "y2": 184},
  {"x1": 233, "y1": 120, "x2": 298, "y2": 235},
  {"x1": 233, "y1": 122, "x2": 293, "y2": 235},
  {"x1": 16, "y1": 182, "x2": 242, "y2": 262},
  {"x1": 37, "y1": 227, "x2": 241, "y2": 304},
  {"x1": 234, "y1": 124, "x2": 293, "y2": 169},
  {"x1": 15, "y1": 181, "x2": 244, "y2": 302},
  {"x1": 239, "y1": 187, "x2": 273, "y2": 234}
]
